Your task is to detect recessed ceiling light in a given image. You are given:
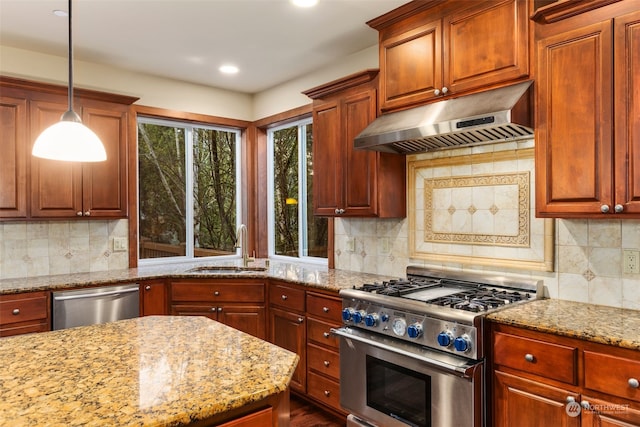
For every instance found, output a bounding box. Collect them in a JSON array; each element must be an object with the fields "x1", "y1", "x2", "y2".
[
  {"x1": 53, "y1": 9, "x2": 68, "y2": 17},
  {"x1": 291, "y1": 0, "x2": 318, "y2": 7},
  {"x1": 219, "y1": 64, "x2": 239, "y2": 75}
]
